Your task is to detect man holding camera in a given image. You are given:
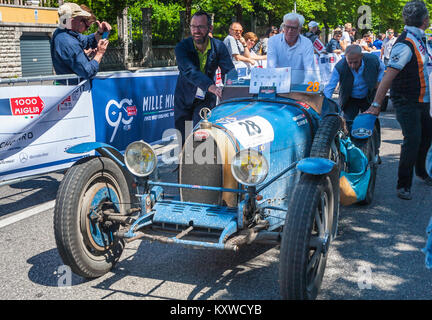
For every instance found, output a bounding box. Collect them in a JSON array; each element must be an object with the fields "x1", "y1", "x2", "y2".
[{"x1": 51, "y1": 2, "x2": 112, "y2": 82}]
